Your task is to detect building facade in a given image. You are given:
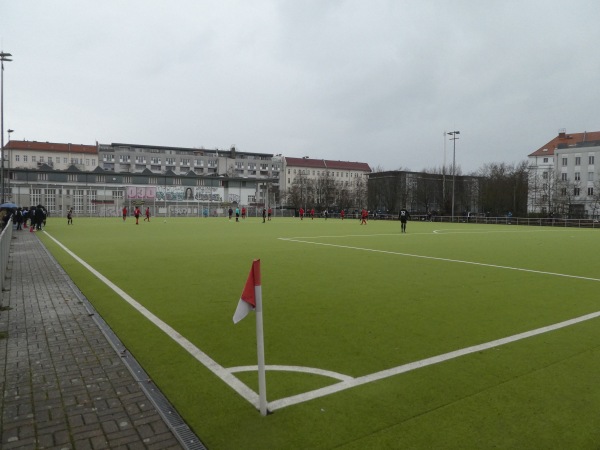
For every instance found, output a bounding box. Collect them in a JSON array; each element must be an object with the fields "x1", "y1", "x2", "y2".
[
  {"x1": 4, "y1": 140, "x2": 280, "y2": 217},
  {"x1": 281, "y1": 157, "x2": 371, "y2": 211},
  {"x1": 368, "y1": 170, "x2": 482, "y2": 216},
  {"x1": 528, "y1": 130, "x2": 600, "y2": 217}
]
